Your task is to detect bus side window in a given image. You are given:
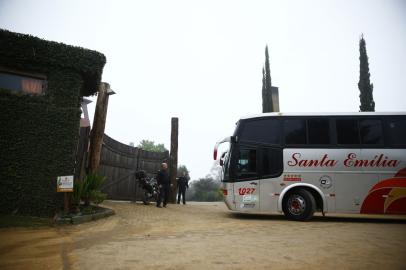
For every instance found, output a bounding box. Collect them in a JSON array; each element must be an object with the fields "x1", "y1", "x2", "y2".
[
  {"x1": 360, "y1": 119, "x2": 383, "y2": 145},
  {"x1": 284, "y1": 119, "x2": 306, "y2": 145},
  {"x1": 336, "y1": 119, "x2": 360, "y2": 145},
  {"x1": 261, "y1": 148, "x2": 283, "y2": 178},
  {"x1": 308, "y1": 118, "x2": 330, "y2": 144},
  {"x1": 386, "y1": 118, "x2": 406, "y2": 146},
  {"x1": 236, "y1": 148, "x2": 258, "y2": 179},
  {"x1": 239, "y1": 119, "x2": 280, "y2": 144}
]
